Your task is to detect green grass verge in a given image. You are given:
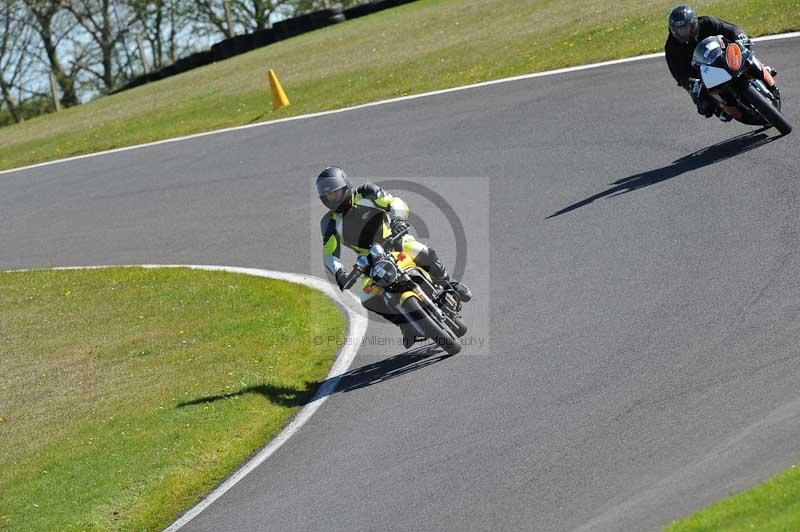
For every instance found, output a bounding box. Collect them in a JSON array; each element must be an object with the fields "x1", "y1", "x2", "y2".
[
  {"x1": 664, "y1": 464, "x2": 800, "y2": 531},
  {"x1": 1, "y1": 0, "x2": 798, "y2": 171},
  {"x1": 0, "y1": 267, "x2": 345, "y2": 531}
]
